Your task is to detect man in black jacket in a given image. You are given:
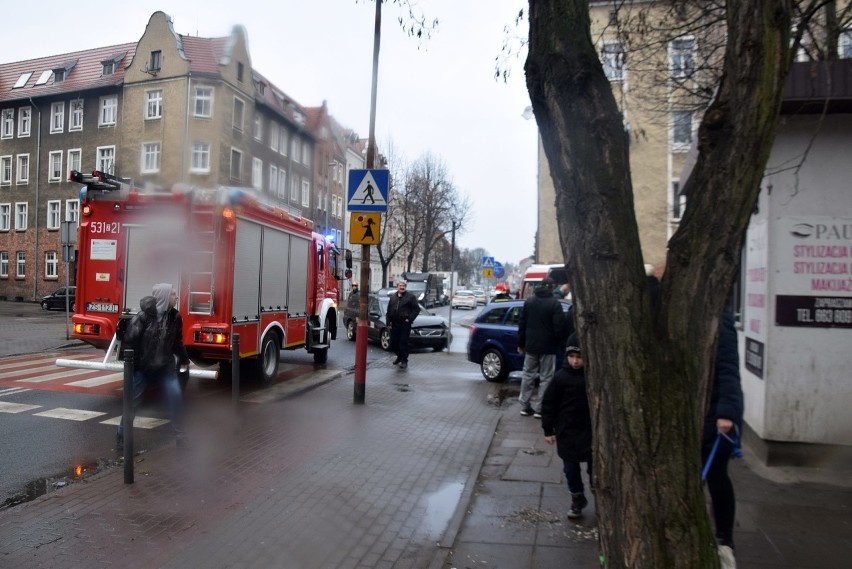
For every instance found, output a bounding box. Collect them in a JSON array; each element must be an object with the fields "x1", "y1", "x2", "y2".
[
  {"x1": 517, "y1": 277, "x2": 568, "y2": 417},
  {"x1": 387, "y1": 281, "x2": 420, "y2": 369}
]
